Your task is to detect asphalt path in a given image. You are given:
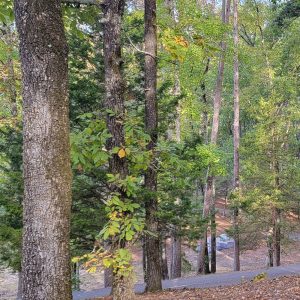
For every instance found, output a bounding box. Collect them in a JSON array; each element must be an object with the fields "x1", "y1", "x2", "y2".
[{"x1": 73, "y1": 263, "x2": 300, "y2": 300}]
